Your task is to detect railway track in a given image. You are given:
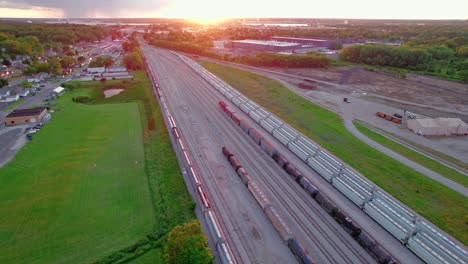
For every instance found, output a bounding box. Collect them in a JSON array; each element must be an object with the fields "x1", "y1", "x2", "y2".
[{"x1": 146, "y1": 47, "x2": 378, "y2": 263}]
